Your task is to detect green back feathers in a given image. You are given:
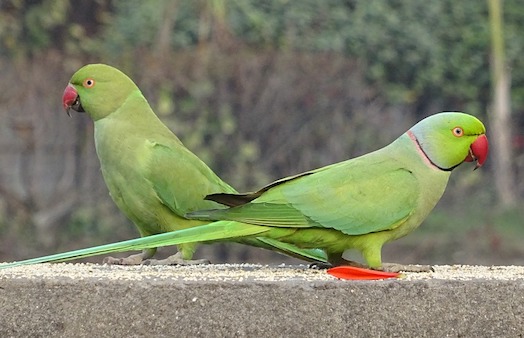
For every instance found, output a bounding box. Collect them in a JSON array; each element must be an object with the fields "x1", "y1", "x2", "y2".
[
  {"x1": 191, "y1": 112, "x2": 486, "y2": 237},
  {"x1": 194, "y1": 138, "x2": 421, "y2": 236},
  {"x1": 146, "y1": 141, "x2": 237, "y2": 215}
]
